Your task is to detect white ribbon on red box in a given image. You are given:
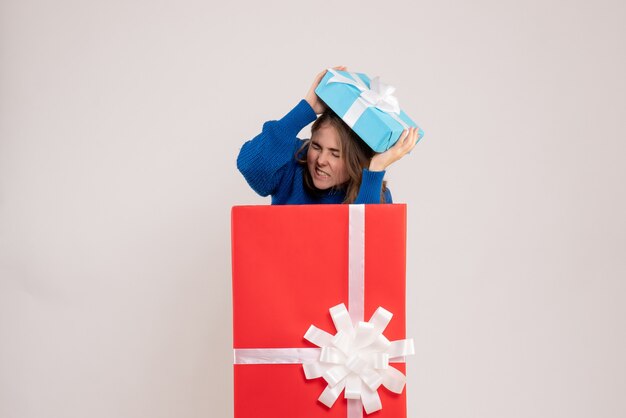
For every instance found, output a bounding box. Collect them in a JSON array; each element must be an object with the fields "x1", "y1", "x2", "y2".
[{"x1": 233, "y1": 205, "x2": 415, "y2": 418}]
